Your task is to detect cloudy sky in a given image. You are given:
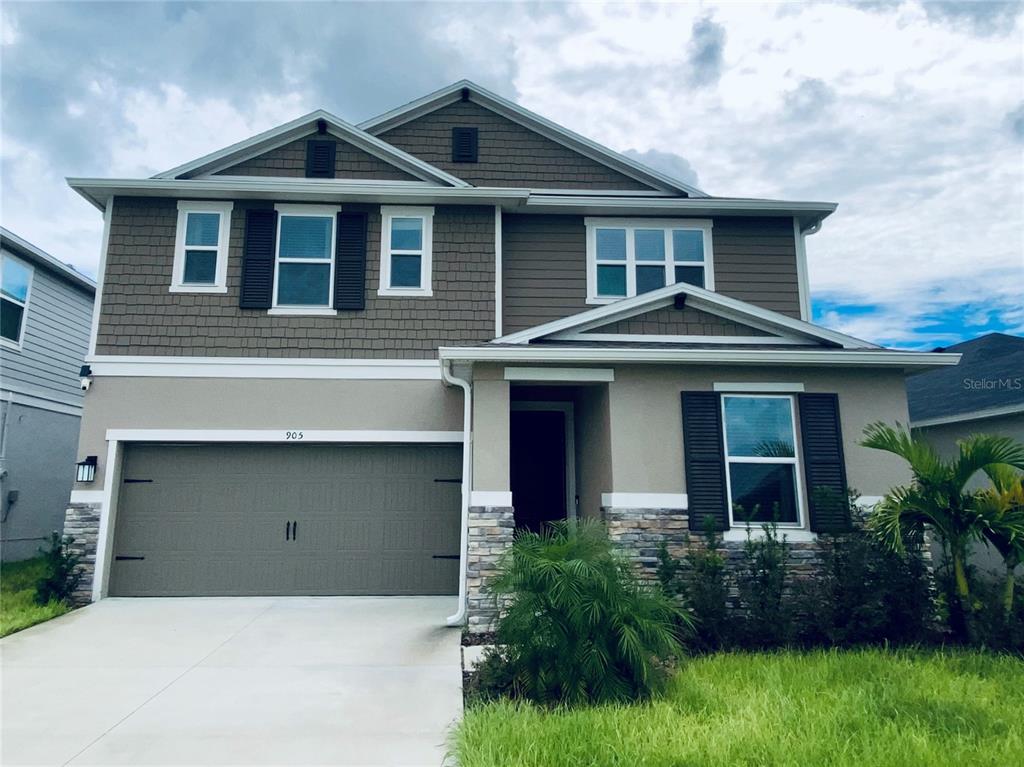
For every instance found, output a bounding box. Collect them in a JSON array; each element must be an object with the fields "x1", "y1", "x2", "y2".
[{"x1": 2, "y1": 1, "x2": 1021, "y2": 349}]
